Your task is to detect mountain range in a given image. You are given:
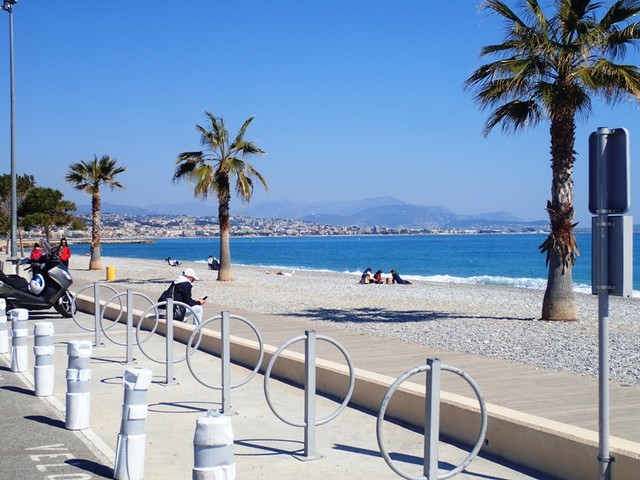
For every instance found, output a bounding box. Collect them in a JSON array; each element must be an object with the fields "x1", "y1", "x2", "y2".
[{"x1": 76, "y1": 197, "x2": 548, "y2": 230}]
